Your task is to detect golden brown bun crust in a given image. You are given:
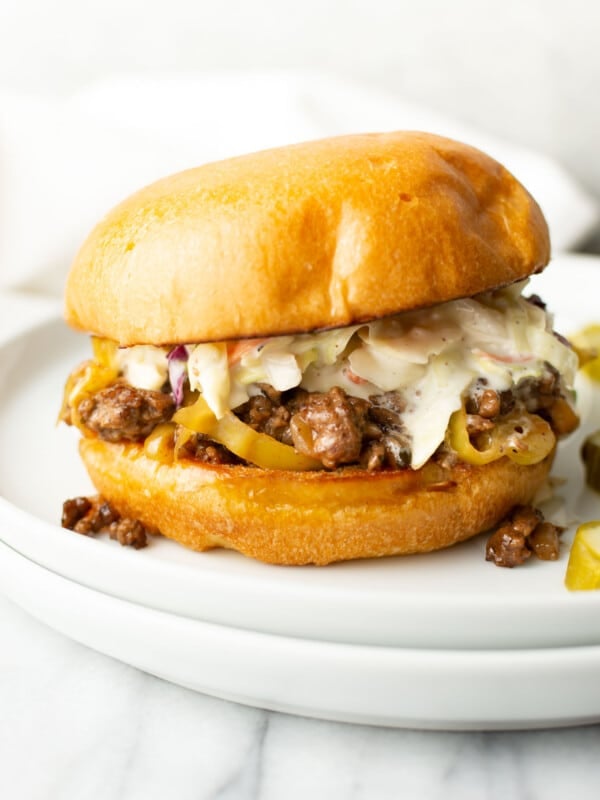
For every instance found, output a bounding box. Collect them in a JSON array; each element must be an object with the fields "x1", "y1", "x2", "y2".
[
  {"x1": 79, "y1": 438, "x2": 553, "y2": 565},
  {"x1": 65, "y1": 132, "x2": 550, "y2": 346}
]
